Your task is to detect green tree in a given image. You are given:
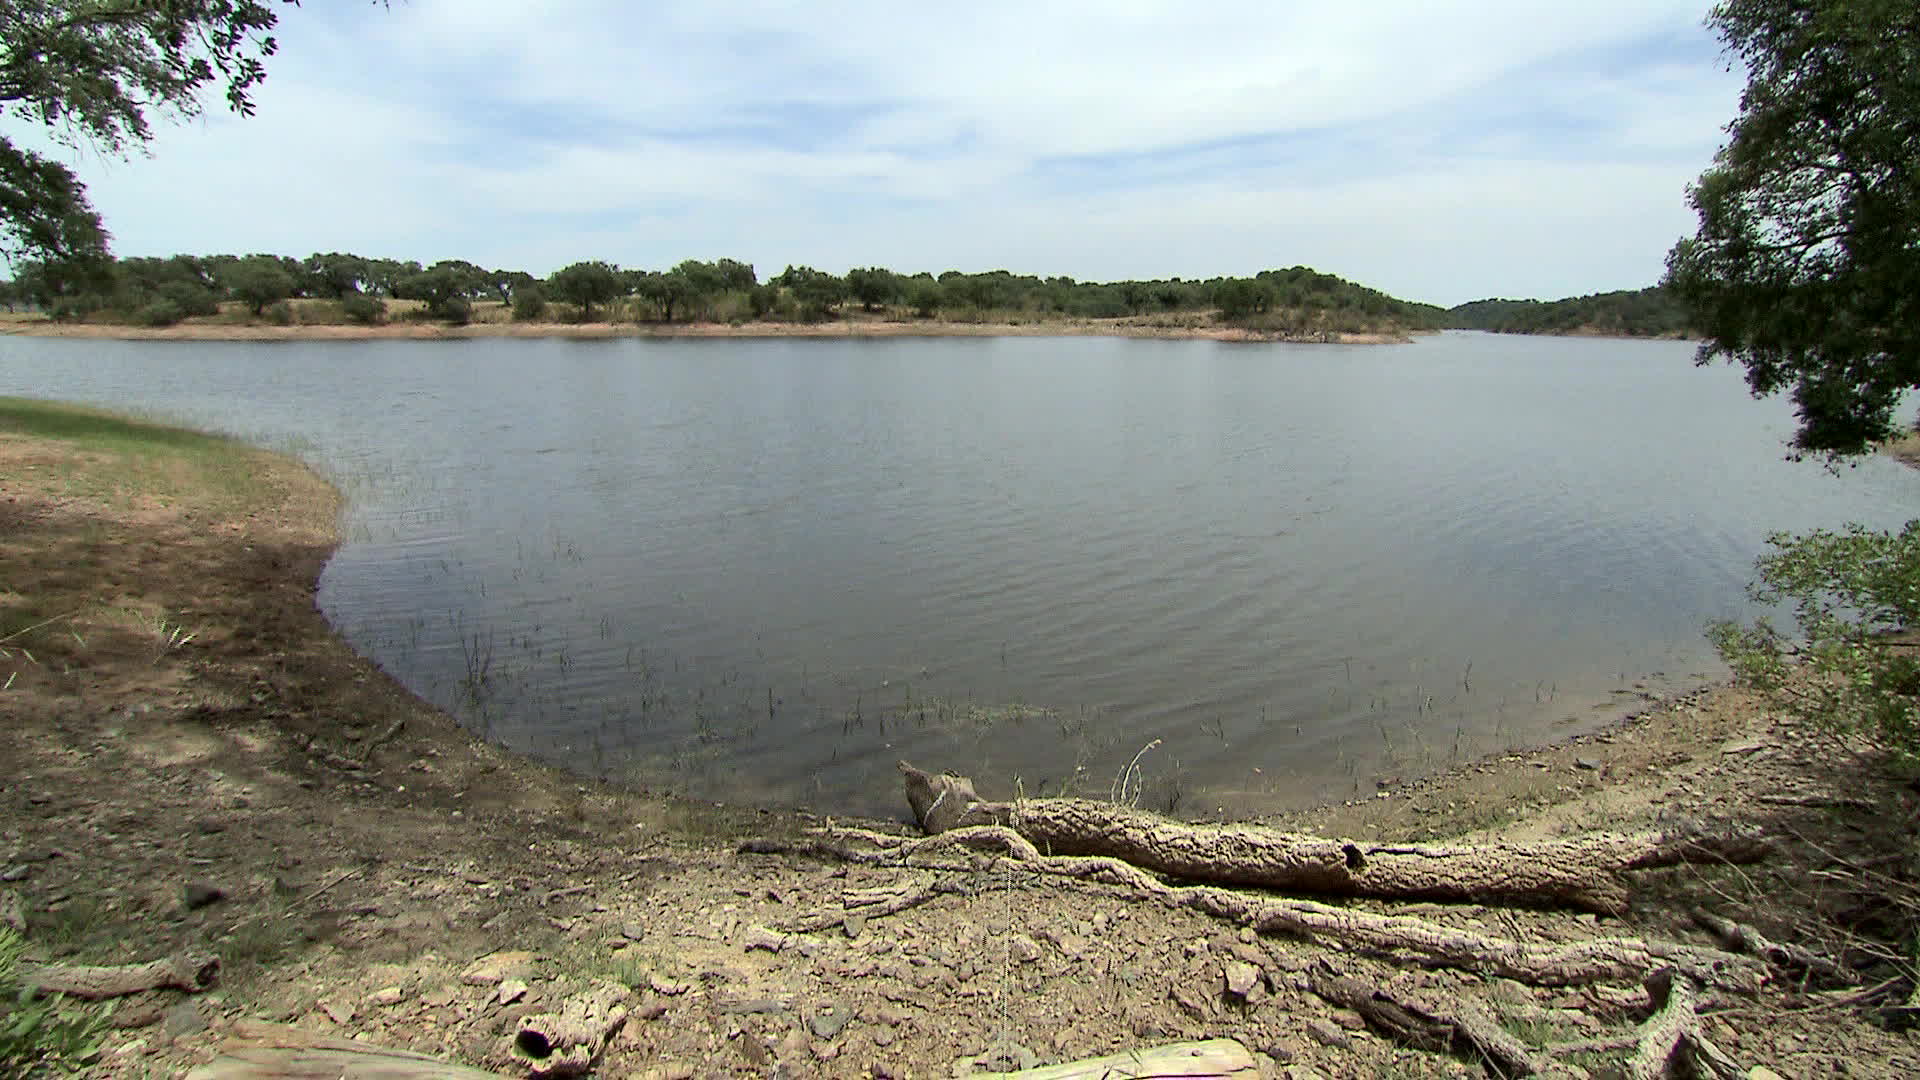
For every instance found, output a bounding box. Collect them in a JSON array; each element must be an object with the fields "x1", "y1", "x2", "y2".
[
  {"x1": 773, "y1": 265, "x2": 845, "y2": 321},
  {"x1": 846, "y1": 266, "x2": 902, "y2": 311},
  {"x1": 632, "y1": 270, "x2": 691, "y2": 321},
  {"x1": 1211, "y1": 278, "x2": 1272, "y2": 320},
  {"x1": 548, "y1": 260, "x2": 623, "y2": 320},
  {"x1": 1665, "y1": 0, "x2": 1920, "y2": 458},
  {"x1": 305, "y1": 252, "x2": 370, "y2": 299},
  {"x1": 226, "y1": 255, "x2": 292, "y2": 316},
  {"x1": 396, "y1": 264, "x2": 473, "y2": 322},
  {"x1": 0, "y1": 1, "x2": 308, "y2": 266}
]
